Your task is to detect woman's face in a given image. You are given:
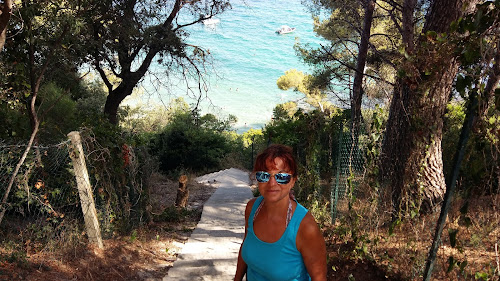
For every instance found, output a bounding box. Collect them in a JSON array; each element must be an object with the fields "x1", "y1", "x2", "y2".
[{"x1": 257, "y1": 157, "x2": 296, "y2": 203}]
